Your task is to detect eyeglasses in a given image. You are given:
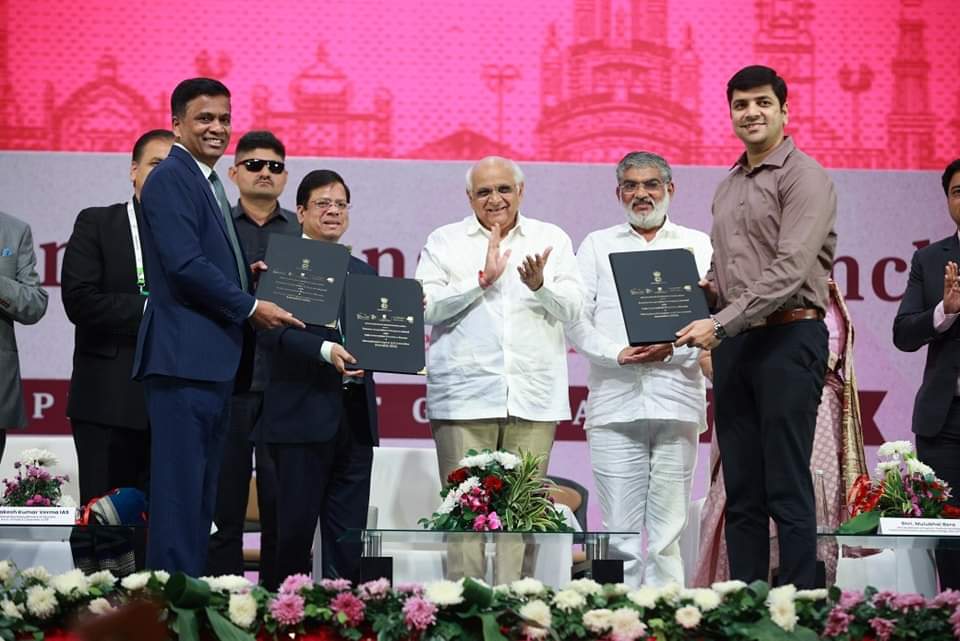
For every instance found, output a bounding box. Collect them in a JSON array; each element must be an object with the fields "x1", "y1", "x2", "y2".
[
  {"x1": 236, "y1": 159, "x2": 285, "y2": 174},
  {"x1": 310, "y1": 199, "x2": 351, "y2": 212},
  {"x1": 619, "y1": 179, "x2": 666, "y2": 194}
]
